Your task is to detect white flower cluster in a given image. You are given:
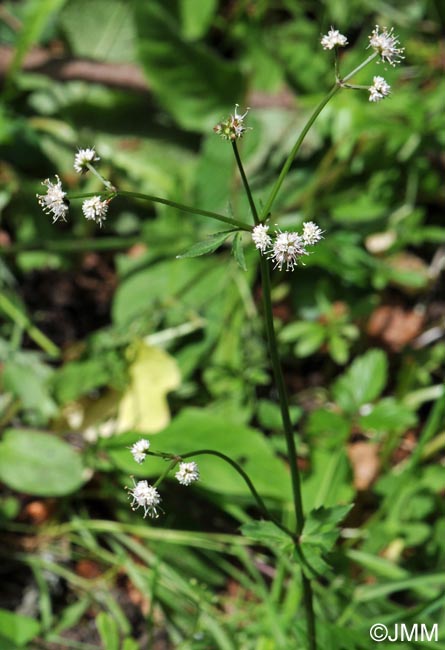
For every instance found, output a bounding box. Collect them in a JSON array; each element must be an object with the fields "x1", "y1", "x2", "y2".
[
  {"x1": 214, "y1": 104, "x2": 250, "y2": 141},
  {"x1": 321, "y1": 28, "x2": 348, "y2": 50},
  {"x1": 368, "y1": 25, "x2": 405, "y2": 66},
  {"x1": 252, "y1": 222, "x2": 324, "y2": 272},
  {"x1": 128, "y1": 439, "x2": 200, "y2": 518},
  {"x1": 37, "y1": 147, "x2": 108, "y2": 226},
  {"x1": 368, "y1": 76, "x2": 391, "y2": 102},
  {"x1": 36, "y1": 175, "x2": 69, "y2": 223},
  {"x1": 74, "y1": 147, "x2": 100, "y2": 174},
  {"x1": 320, "y1": 25, "x2": 404, "y2": 104},
  {"x1": 129, "y1": 480, "x2": 162, "y2": 519}
]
